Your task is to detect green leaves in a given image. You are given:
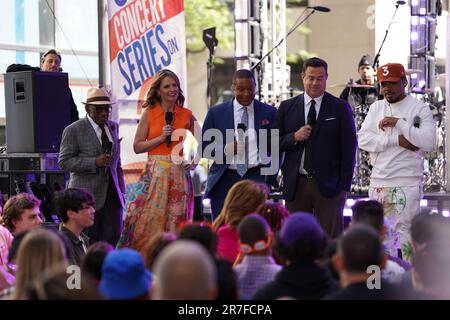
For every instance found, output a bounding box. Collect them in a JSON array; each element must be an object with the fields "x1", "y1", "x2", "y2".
[
  {"x1": 185, "y1": 0, "x2": 234, "y2": 53},
  {"x1": 402, "y1": 242, "x2": 413, "y2": 262}
]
